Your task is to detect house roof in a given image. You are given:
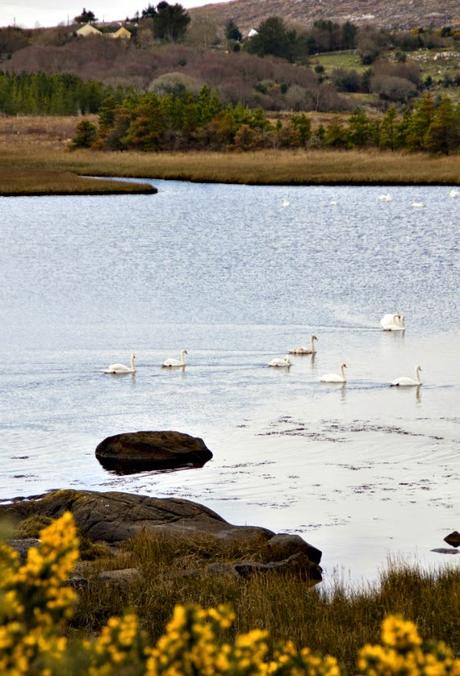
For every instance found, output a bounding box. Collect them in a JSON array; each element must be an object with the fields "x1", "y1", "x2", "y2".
[{"x1": 76, "y1": 23, "x2": 102, "y2": 37}]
